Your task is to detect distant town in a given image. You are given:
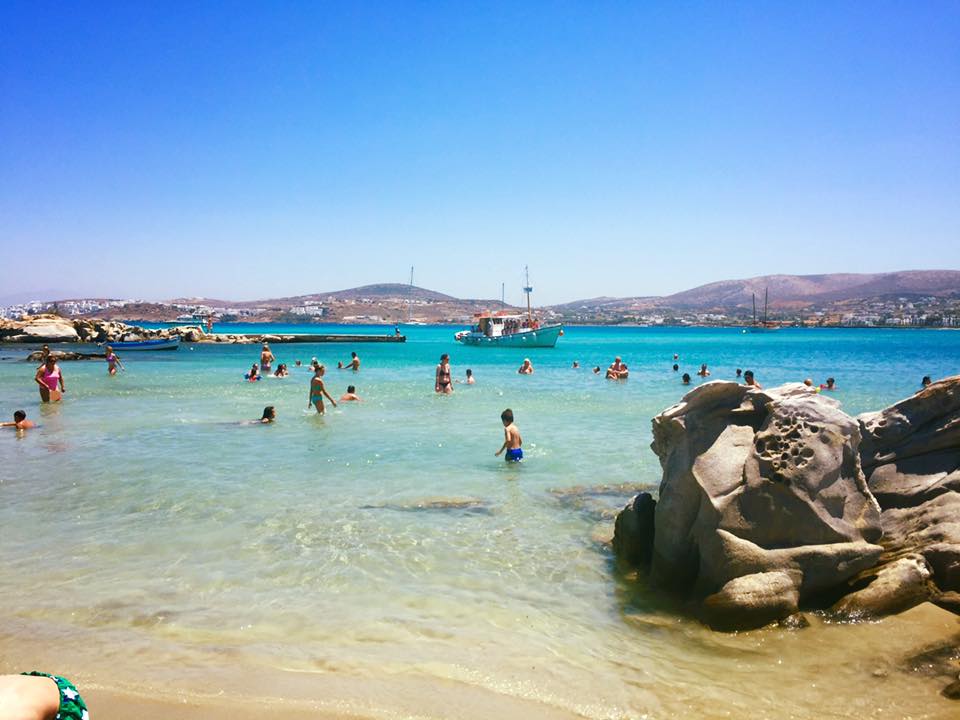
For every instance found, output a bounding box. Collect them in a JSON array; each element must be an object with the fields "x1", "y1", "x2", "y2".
[{"x1": 2, "y1": 284, "x2": 958, "y2": 328}]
